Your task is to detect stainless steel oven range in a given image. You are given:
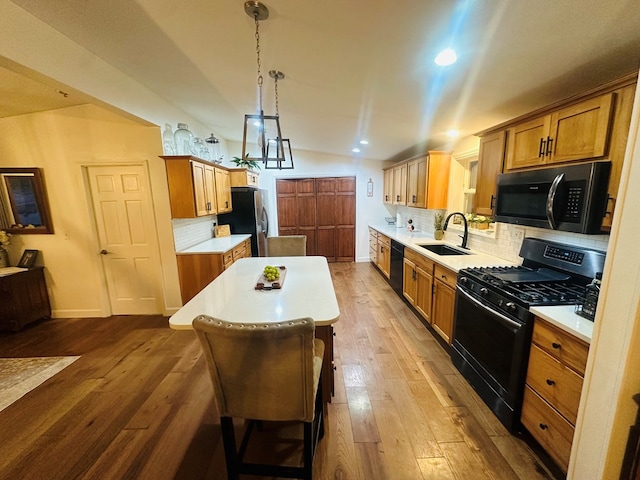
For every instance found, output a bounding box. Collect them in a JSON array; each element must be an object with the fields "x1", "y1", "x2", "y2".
[{"x1": 451, "y1": 237, "x2": 606, "y2": 432}]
